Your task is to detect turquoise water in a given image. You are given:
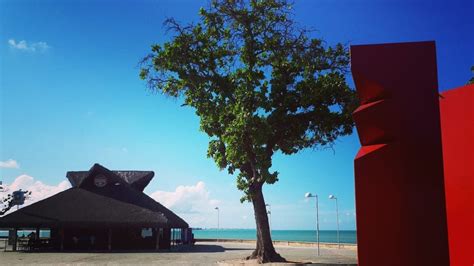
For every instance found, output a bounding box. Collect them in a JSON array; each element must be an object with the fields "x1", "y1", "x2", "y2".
[
  {"x1": 1, "y1": 229, "x2": 357, "y2": 244},
  {"x1": 193, "y1": 229, "x2": 357, "y2": 244},
  {"x1": 0, "y1": 230, "x2": 50, "y2": 238}
]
